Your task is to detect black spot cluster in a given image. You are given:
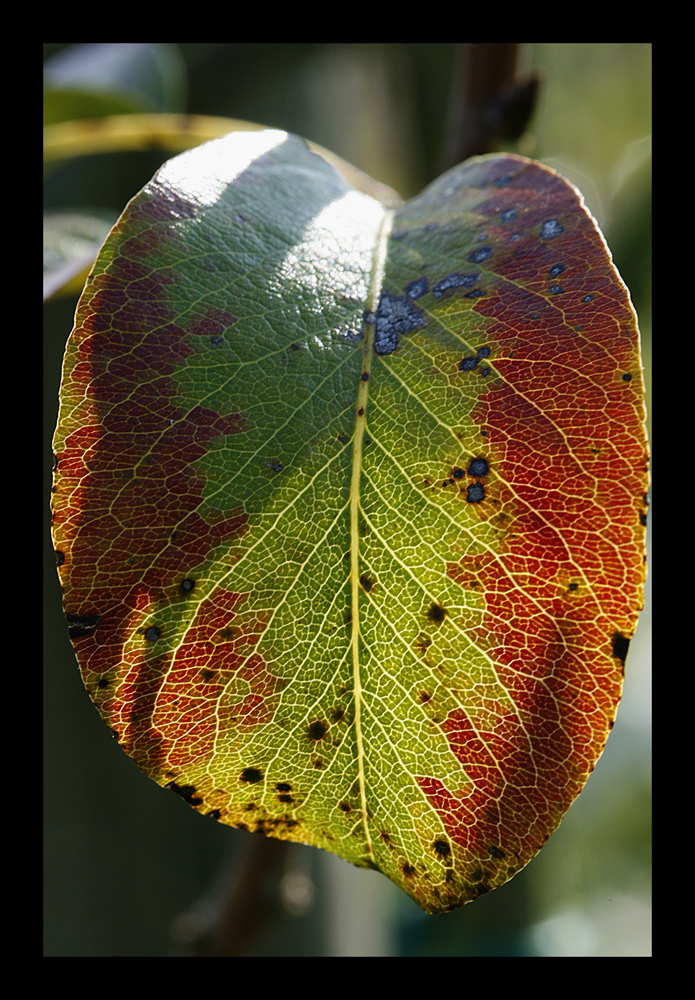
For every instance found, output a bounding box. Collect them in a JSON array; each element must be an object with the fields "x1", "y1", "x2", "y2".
[{"x1": 371, "y1": 292, "x2": 428, "y2": 355}]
